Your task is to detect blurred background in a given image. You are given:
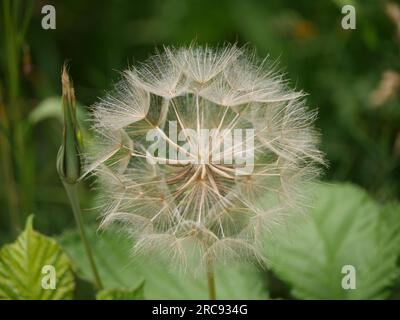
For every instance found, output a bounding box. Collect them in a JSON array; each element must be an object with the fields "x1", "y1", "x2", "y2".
[{"x1": 1, "y1": 0, "x2": 400, "y2": 299}]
